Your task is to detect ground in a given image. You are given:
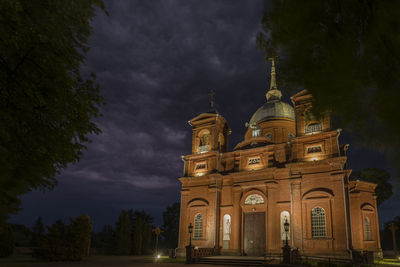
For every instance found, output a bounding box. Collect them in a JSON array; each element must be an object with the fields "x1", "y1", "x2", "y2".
[
  {"x1": 1, "y1": 254, "x2": 400, "y2": 267},
  {"x1": 0, "y1": 255, "x2": 226, "y2": 267}
]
